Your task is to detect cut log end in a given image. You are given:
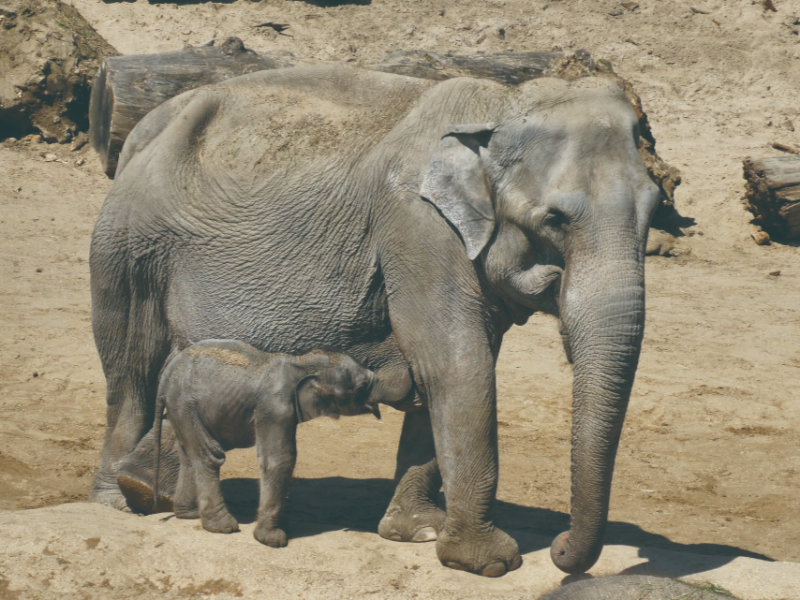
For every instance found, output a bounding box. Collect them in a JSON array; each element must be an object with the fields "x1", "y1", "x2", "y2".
[
  {"x1": 89, "y1": 61, "x2": 116, "y2": 176},
  {"x1": 743, "y1": 155, "x2": 800, "y2": 241}
]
